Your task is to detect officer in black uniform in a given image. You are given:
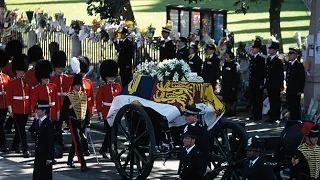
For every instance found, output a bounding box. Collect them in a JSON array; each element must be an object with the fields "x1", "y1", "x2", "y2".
[
  {"x1": 176, "y1": 37, "x2": 189, "y2": 62},
  {"x1": 243, "y1": 136, "x2": 276, "y2": 180},
  {"x1": 202, "y1": 44, "x2": 220, "y2": 88},
  {"x1": 265, "y1": 41, "x2": 284, "y2": 123},
  {"x1": 286, "y1": 48, "x2": 305, "y2": 121},
  {"x1": 117, "y1": 27, "x2": 133, "y2": 88},
  {"x1": 159, "y1": 27, "x2": 175, "y2": 61},
  {"x1": 249, "y1": 39, "x2": 266, "y2": 121},
  {"x1": 187, "y1": 43, "x2": 202, "y2": 76}
]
